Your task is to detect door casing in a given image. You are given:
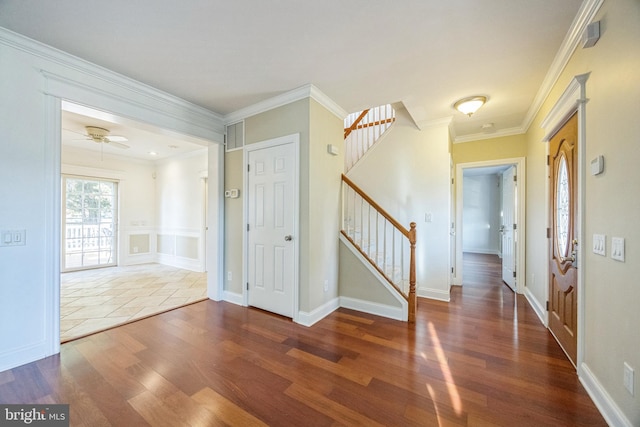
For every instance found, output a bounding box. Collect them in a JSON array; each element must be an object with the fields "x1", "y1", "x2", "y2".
[
  {"x1": 454, "y1": 157, "x2": 526, "y2": 293},
  {"x1": 541, "y1": 73, "x2": 589, "y2": 371},
  {"x1": 501, "y1": 166, "x2": 517, "y2": 291}
]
